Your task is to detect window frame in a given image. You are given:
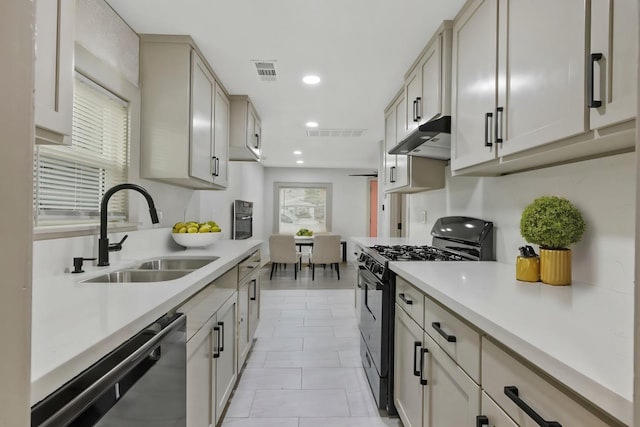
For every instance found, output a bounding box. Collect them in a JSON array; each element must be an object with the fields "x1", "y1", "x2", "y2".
[
  {"x1": 272, "y1": 182, "x2": 333, "y2": 234},
  {"x1": 33, "y1": 45, "x2": 142, "y2": 240}
]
